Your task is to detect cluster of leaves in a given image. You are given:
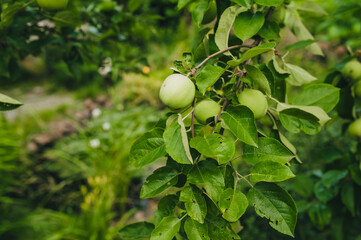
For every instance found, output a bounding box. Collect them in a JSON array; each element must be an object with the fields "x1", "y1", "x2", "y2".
[
  {"x1": 0, "y1": 0, "x2": 178, "y2": 88},
  {"x1": 121, "y1": 0, "x2": 341, "y2": 239}
]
